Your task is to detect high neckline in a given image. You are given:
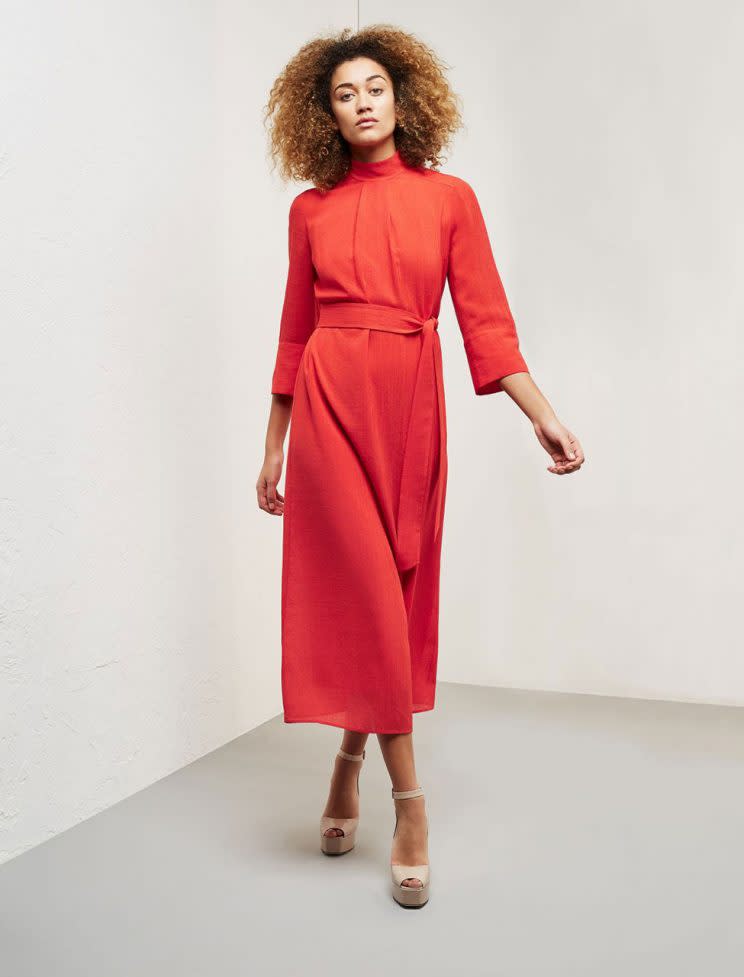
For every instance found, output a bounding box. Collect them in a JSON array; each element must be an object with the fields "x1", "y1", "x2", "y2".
[{"x1": 347, "y1": 148, "x2": 409, "y2": 182}]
